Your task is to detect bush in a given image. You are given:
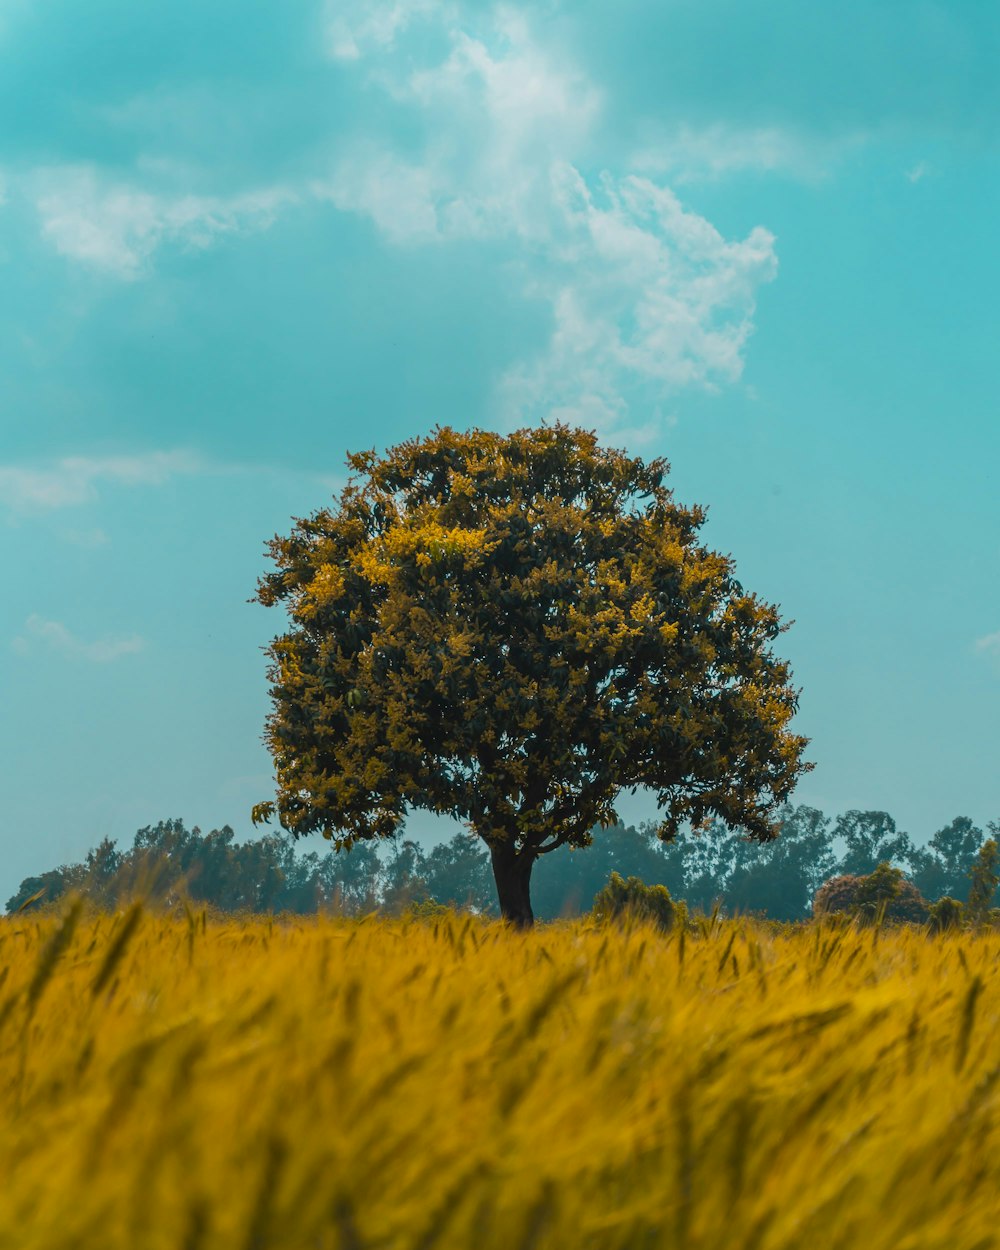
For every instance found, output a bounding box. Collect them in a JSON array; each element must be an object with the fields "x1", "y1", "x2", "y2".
[
  {"x1": 927, "y1": 896, "x2": 964, "y2": 933},
  {"x1": 813, "y1": 862, "x2": 929, "y2": 925},
  {"x1": 592, "y1": 872, "x2": 685, "y2": 933},
  {"x1": 404, "y1": 899, "x2": 452, "y2": 921}
]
